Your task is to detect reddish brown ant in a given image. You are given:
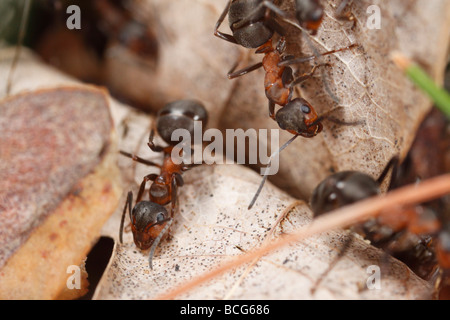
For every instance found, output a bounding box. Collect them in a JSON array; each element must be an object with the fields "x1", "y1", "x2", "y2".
[
  {"x1": 228, "y1": 37, "x2": 358, "y2": 137},
  {"x1": 236, "y1": 37, "x2": 359, "y2": 209},
  {"x1": 309, "y1": 157, "x2": 450, "y2": 297},
  {"x1": 119, "y1": 100, "x2": 208, "y2": 269}
]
